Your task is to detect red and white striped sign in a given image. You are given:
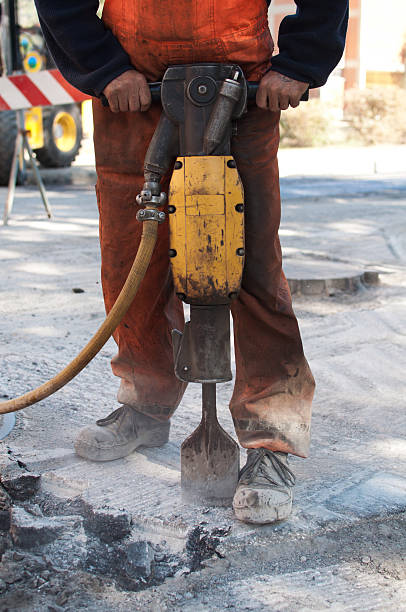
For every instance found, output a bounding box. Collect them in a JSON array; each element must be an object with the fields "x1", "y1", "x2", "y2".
[{"x1": 0, "y1": 69, "x2": 90, "y2": 111}]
